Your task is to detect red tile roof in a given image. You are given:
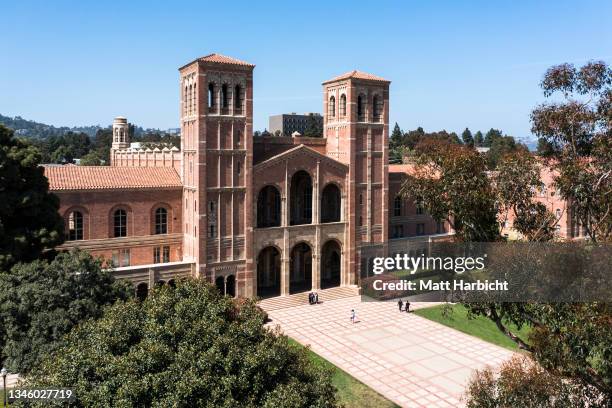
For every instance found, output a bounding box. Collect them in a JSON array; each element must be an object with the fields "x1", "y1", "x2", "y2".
[
  {"x1": 323, "y1": 70, "x2": 390, "y2": 84},
  {"x1": 44, "y1": 166, "x2": 182, "y2": 191},
  {"x1": 179, "y1": 53, "x2": 255, "y2": 70}
]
